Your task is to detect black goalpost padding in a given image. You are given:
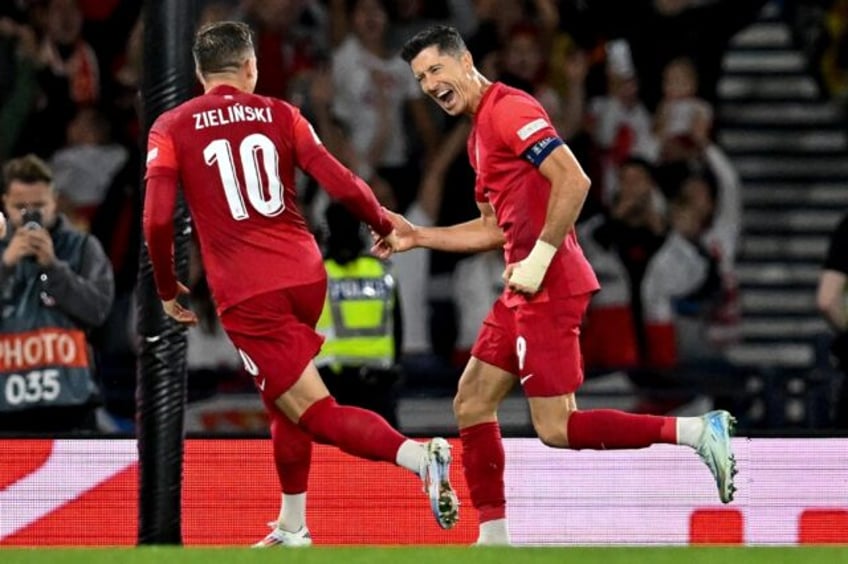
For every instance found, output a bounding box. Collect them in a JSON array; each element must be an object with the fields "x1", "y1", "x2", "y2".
[{"x1": 137, "y1": 0, "x2": 197, "y2": 545}]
